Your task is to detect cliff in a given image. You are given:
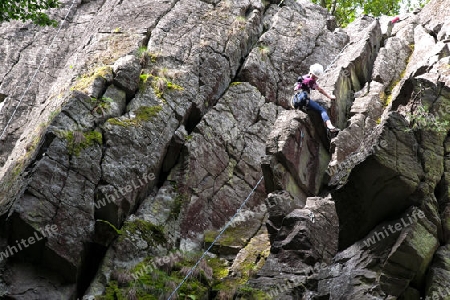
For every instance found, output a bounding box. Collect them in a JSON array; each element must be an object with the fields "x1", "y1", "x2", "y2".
[{"x1": 0, "y1": 0, "x2": 449, "y2": 299}]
